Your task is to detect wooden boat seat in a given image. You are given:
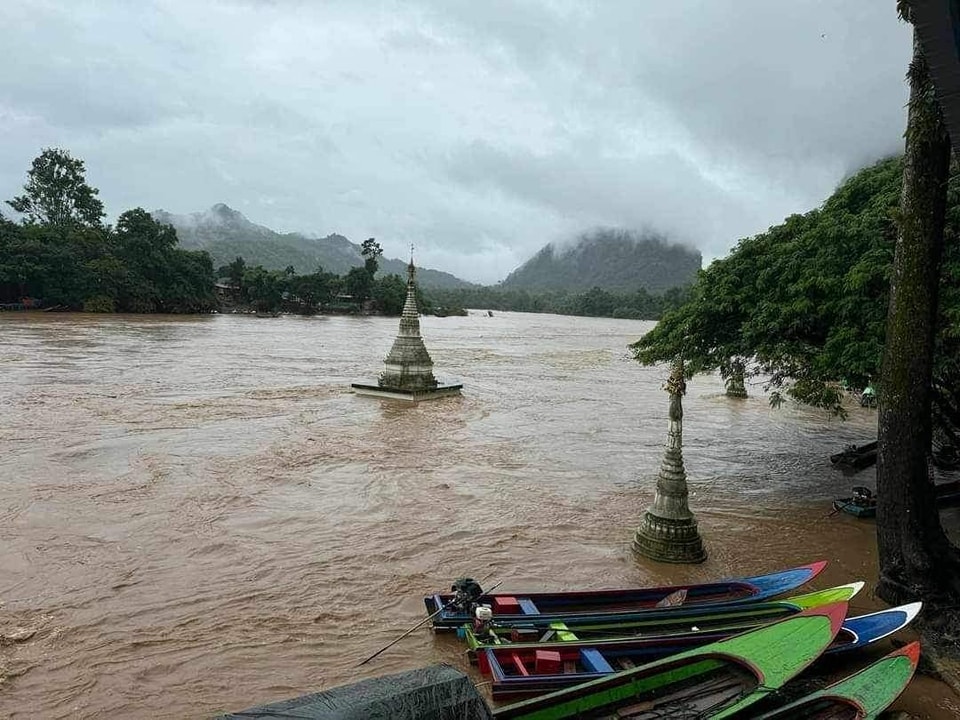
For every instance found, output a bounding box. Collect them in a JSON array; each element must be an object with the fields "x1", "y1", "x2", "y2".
[
  {"x1": 534, "y1": 650, "x2": 561, "y2": 674},
  {"x1": 580, "y1": 648, "x2": 614, "y2": 674},
  {"x1": 510, "y1": 652, "x2": 529, "y2": 676},
  {"x1": 548, "y1": 622, "x2": 578, "y2": 641},
  {"x1": 517, "y1": 598, "x2": 540, "y2": 615}
]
